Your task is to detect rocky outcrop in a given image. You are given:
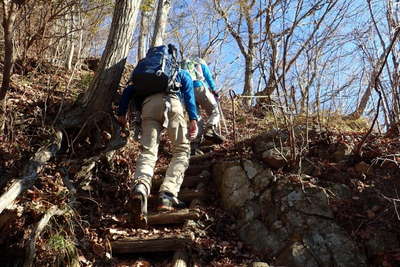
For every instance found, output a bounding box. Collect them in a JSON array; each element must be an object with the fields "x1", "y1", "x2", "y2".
[{"x1": 213, "y1": 159, "x2": 368, "y2": 266}]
